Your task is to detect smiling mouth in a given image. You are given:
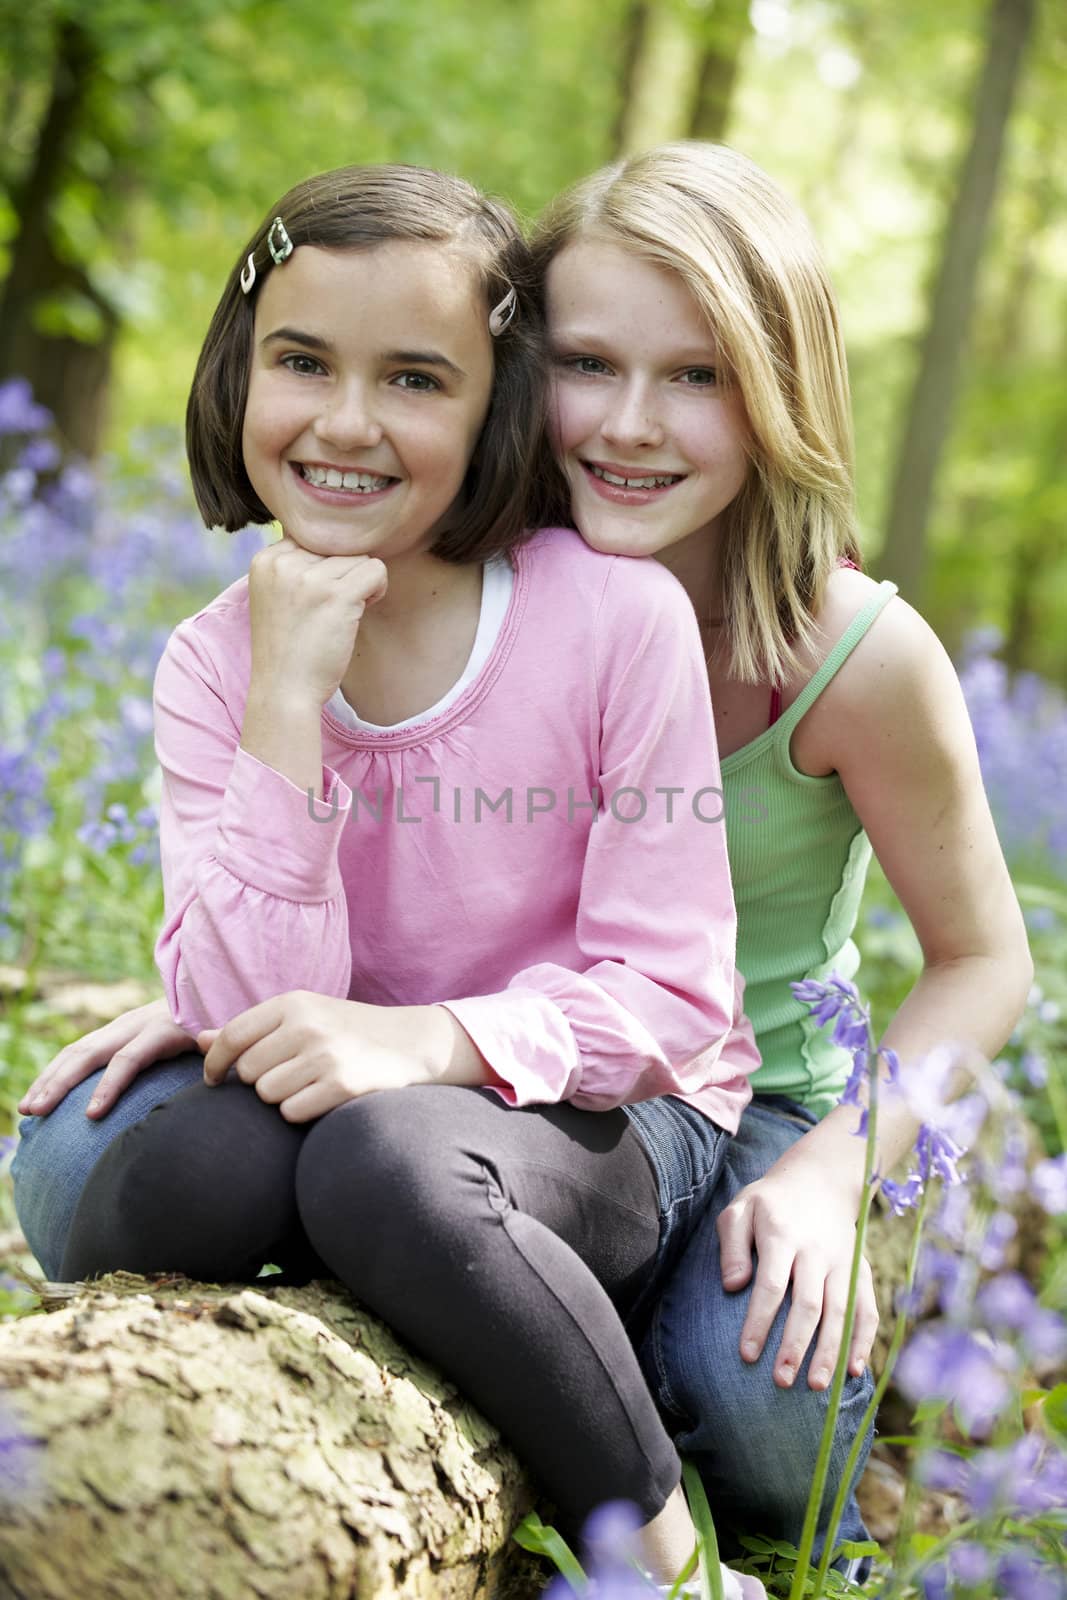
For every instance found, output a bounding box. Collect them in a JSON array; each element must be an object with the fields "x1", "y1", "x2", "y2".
[
  {"x1": 584, "y1": 462, "x2": 685, "y2": 490},
  {"x1": 296, "y1": 463, "x2": 397, "y2": 494}
]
